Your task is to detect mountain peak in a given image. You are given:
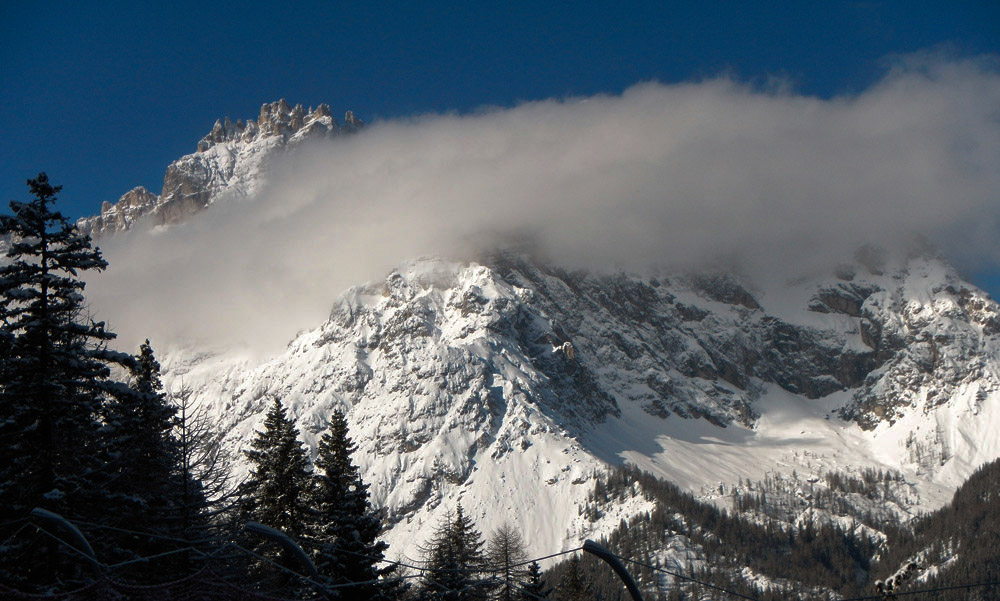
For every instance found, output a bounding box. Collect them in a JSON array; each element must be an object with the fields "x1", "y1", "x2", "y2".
[{"x1": 78, "y1": 99, "x2": 363, "y2": 238}]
